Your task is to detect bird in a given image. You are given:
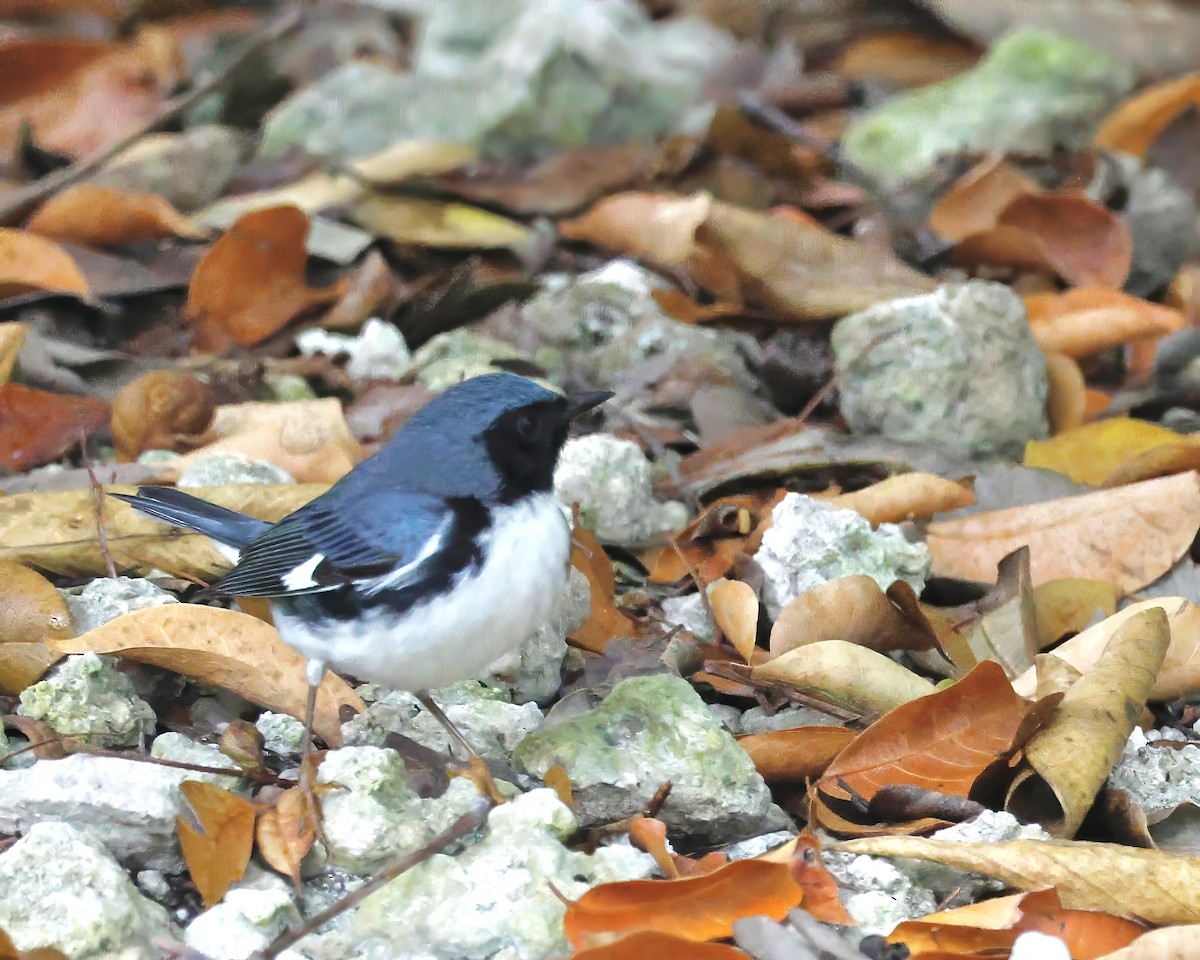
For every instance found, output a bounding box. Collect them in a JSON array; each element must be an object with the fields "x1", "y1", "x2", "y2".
[{"x1": 113, "y1": 372, "x2": 612, "y2": 801}]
